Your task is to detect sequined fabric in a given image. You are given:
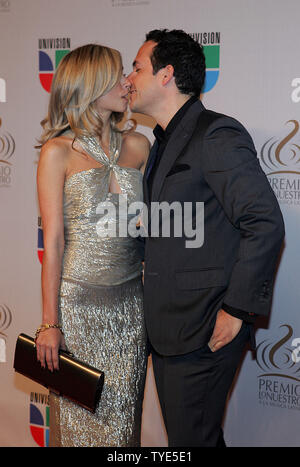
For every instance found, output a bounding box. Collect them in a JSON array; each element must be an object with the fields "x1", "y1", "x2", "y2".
[
  {"x1": 62, "y1": 131, "x2": 144, "y2": 286},
  {"x1": 49, "y1": 130, "x2": 147, "y2": 447}
]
